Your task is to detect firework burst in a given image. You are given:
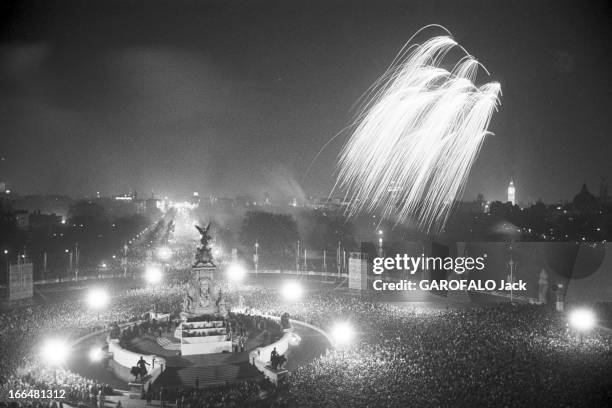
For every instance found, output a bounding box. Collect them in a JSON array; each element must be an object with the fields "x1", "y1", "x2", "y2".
[{"x1": 335, "y1": 28, "x2": 501, "y2": 233}]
